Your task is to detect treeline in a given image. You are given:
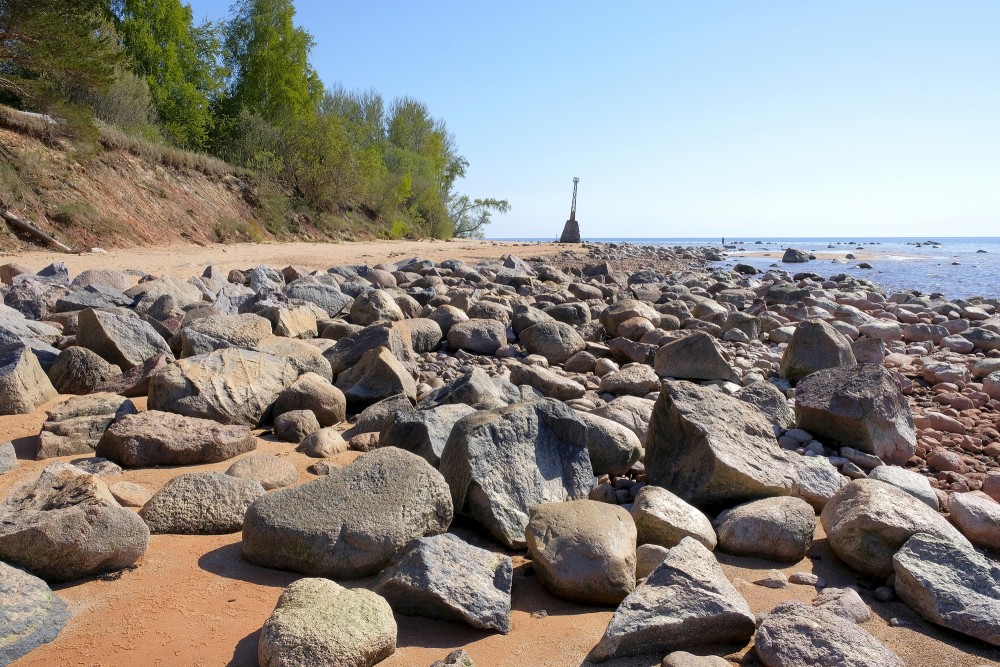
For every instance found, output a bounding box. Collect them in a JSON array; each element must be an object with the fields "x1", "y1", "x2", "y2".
[{"x1": 0, "y1": 0, "x2": 507, "y2": 239}]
